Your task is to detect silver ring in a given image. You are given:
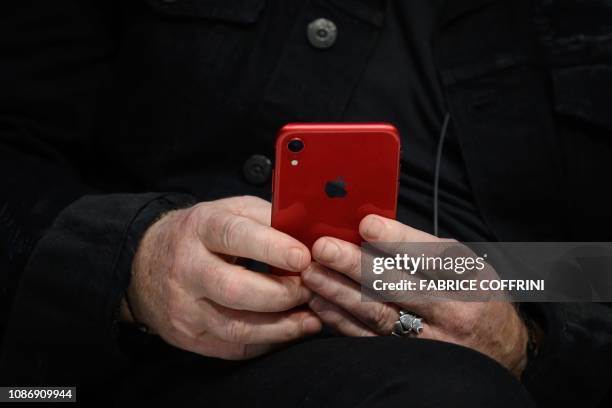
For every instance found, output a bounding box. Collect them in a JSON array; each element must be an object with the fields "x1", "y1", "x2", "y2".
[{"x1": 392, "y1": 311, "x2": 423, "y2": 337}]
